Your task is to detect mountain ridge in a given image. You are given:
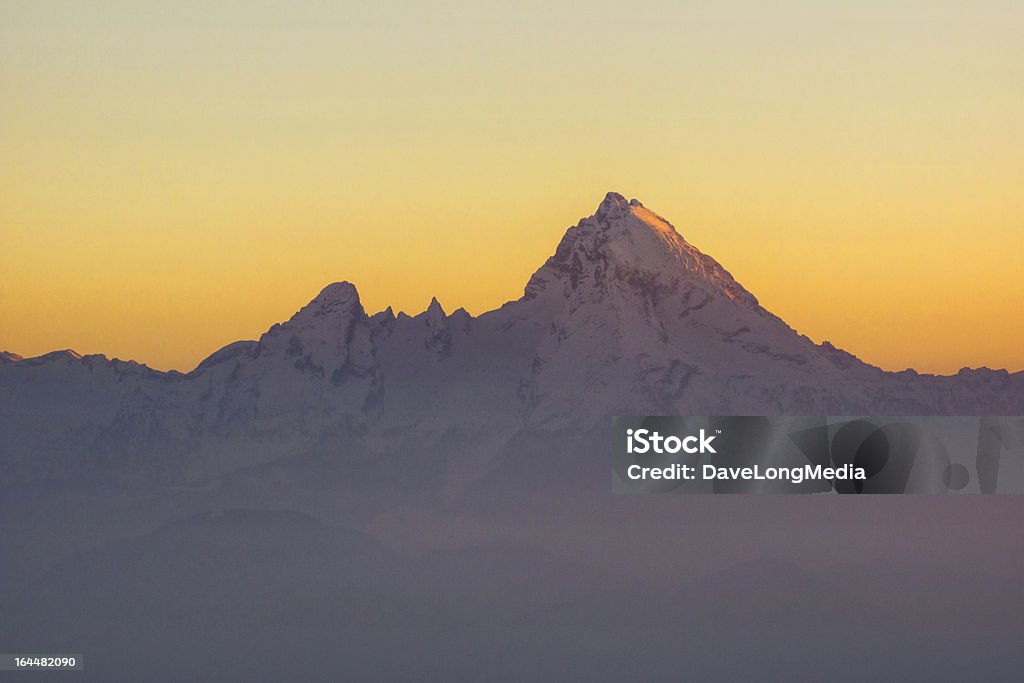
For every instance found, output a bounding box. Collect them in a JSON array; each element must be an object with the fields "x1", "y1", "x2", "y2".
[
  {"x1": 4, "y1": 192, "x2": 1011, "y2": 378},
  {"x1": 2, "y1": 192, "x2": 1022, "y2": 486}
]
